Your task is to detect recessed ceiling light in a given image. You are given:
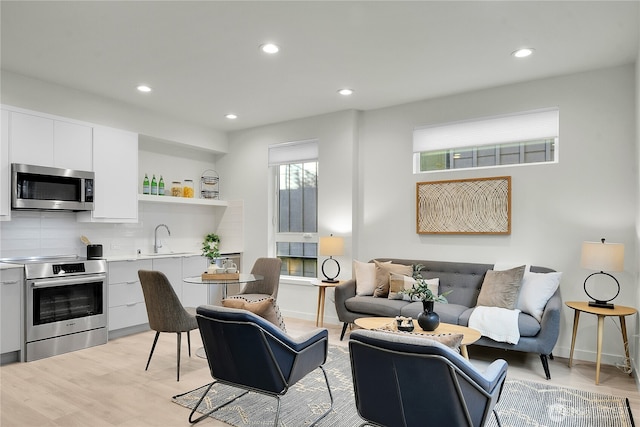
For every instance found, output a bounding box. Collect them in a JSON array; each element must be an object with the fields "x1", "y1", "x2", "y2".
[
  {"x1": 338, "y1": 88, "x2": 354, "y2": 96},
  {"x1": 137, "y1": 85, "x2": 152, "y2": 93},
  {"x1": 260, "y1": 43, "x2": 280, "y2": 54},
  {"x1": 225, "y1": 114, "x2": 238, "y2": 120},
  {"x1": 512, "y1": 48, "x2": 534, "y2": 58}
]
